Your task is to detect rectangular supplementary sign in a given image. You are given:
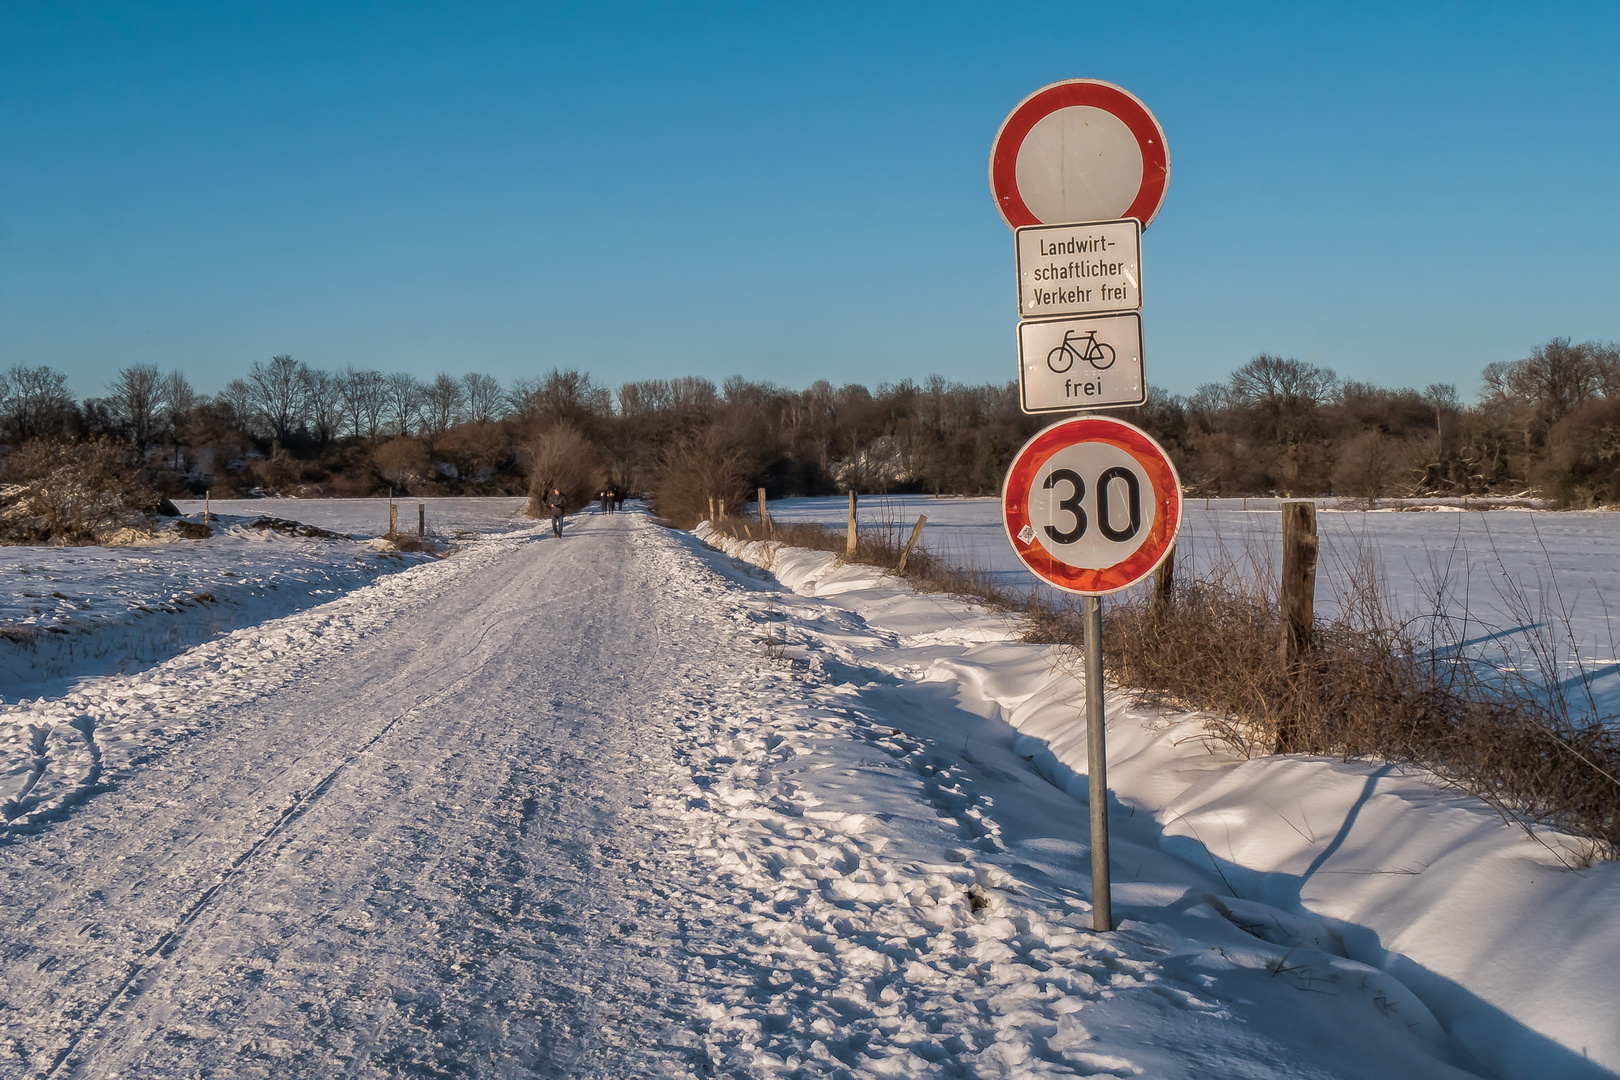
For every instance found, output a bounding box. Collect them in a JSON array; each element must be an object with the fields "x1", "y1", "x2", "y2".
[
  {"x1": 1017, "y1": 312, "x2": 1144, "y2": 414},
  {"x1": 1015, "y1": 219, "x2": 1141, "y2": 319}
]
